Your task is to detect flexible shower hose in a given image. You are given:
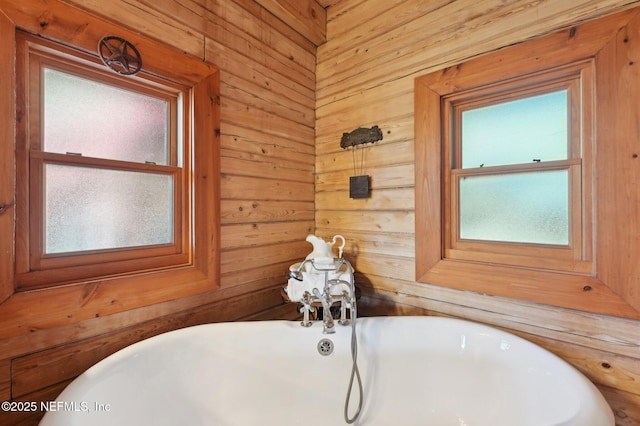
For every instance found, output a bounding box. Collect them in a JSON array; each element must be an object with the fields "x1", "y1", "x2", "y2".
[{"x1": 344, "y1": 302, "x2": 363, "y2": 424}]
